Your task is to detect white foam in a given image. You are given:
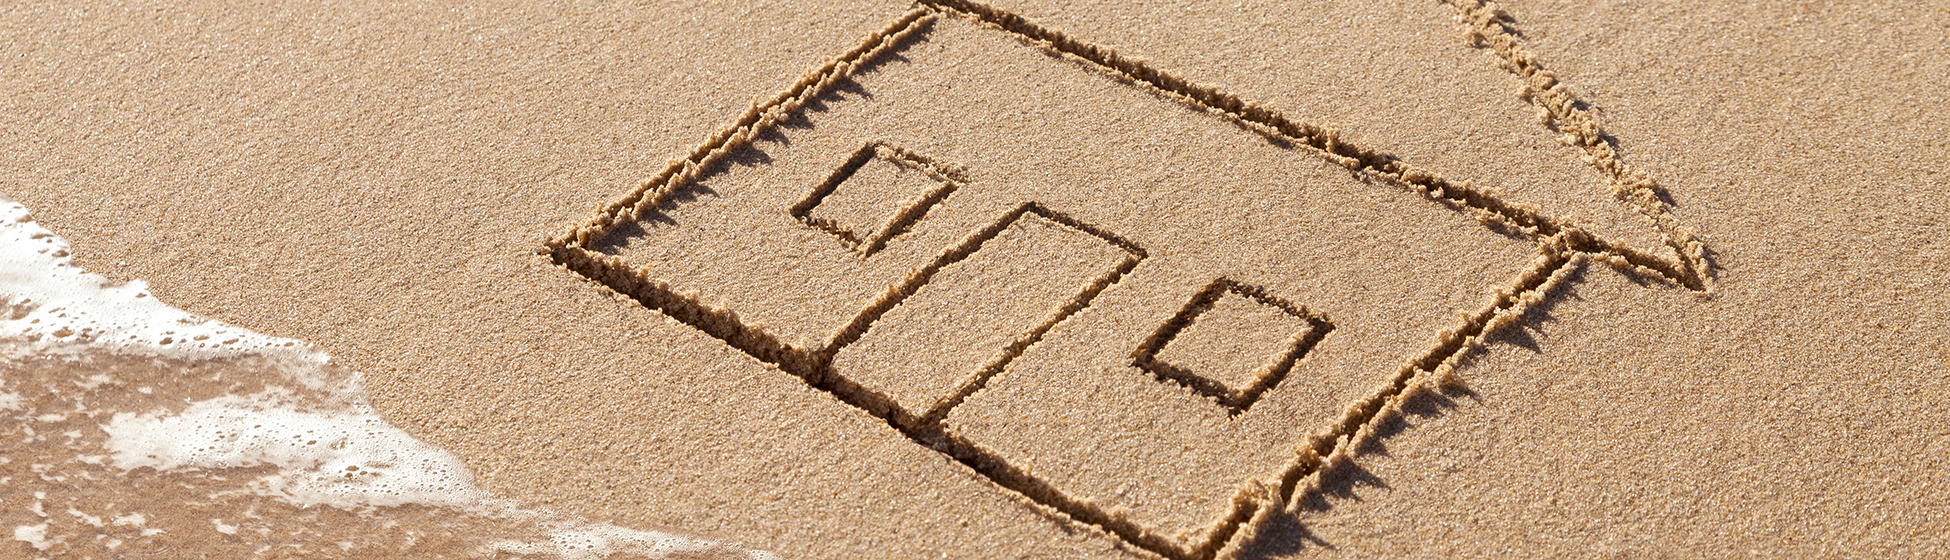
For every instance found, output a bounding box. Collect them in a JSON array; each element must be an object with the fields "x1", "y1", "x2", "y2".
[
  {"x1": 0, "y1": 194, "x2": 297, "y2": 358},
  {"x1": 110, "y1": 513, "x2": 147, "y2": 527},
  {"x1": 3, "y1": 194, "x2": 482, "y2": 512},
  {"x1": 13, "y1": 523, "x2": 53, "y2": 551},
  {"x1": 101, "y1": 391, "x2": 486, "y2": 509},
  {"x1": 1, "y1": 193, "x2": 774, "y2": 558}
]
